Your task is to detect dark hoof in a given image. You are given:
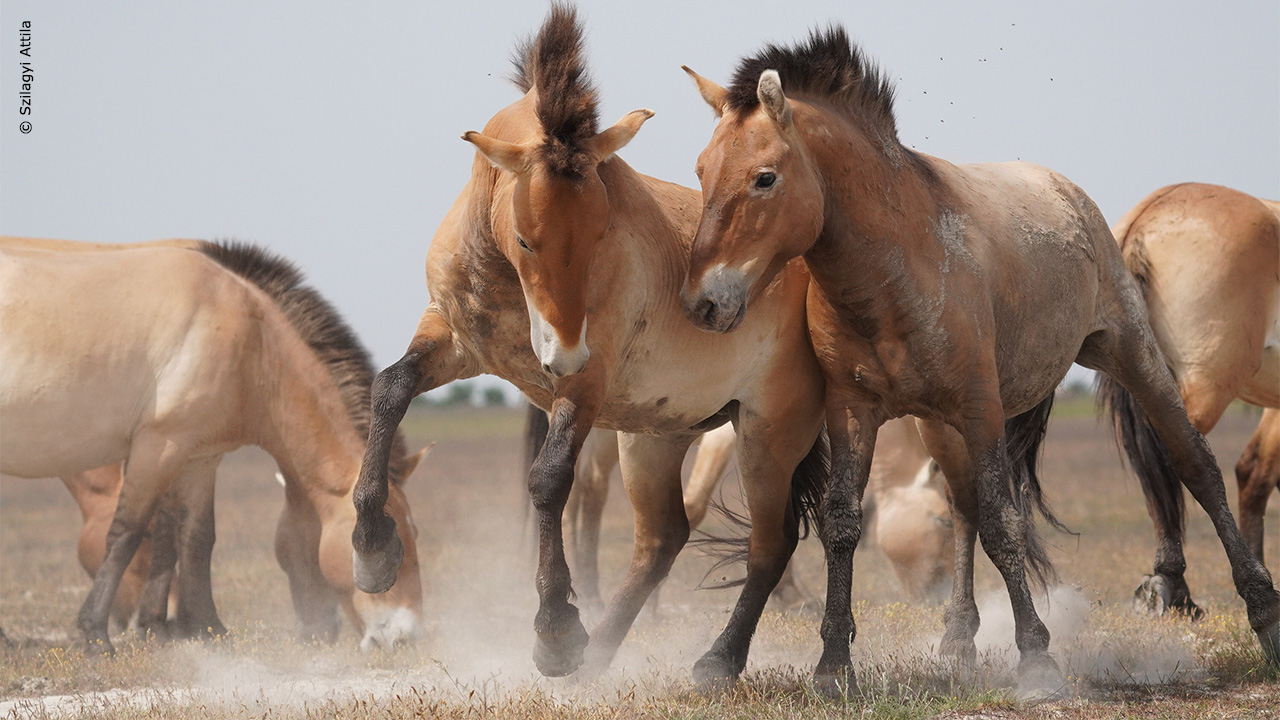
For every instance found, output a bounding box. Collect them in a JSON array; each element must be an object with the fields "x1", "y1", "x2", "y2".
[
  {"x1": 353, "y1": 533, "x2": 404, "y2": 594},
  {"x1": 1016, "y1": 653, "x2": 1066, "y2": 700},
  {"x1": 811, "y1": 665, "x2": 856, "y2": 700},
  {"x1": 939, "y1": 634, "x2": 978, "y2": 665},
  {"x1": 1257, "y1": 620, "x2": 1280, "y2": 668},
  {"x1": 139, "y1": 619, "x2": 173, "y2": 644},
  {"x1": 83, "y1": 635, "x2": 115, "y2": 657},
  {"x1": 1132, "y1": 574, "x2": 1203, "y2": 620},
  {"x1": 692, "y1": 652, "x2": 741, "y2": 689},
  {"x1": 532, "y1": 616, "x2": 589, "y2": 677},
  {"x1": 182, "y1": 619, "x2": 229, "y2": 640}
]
